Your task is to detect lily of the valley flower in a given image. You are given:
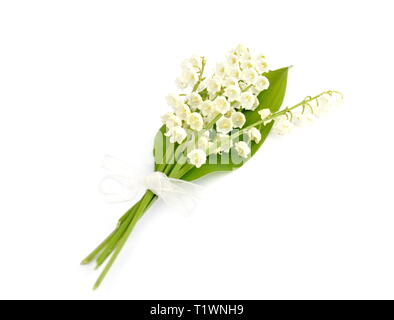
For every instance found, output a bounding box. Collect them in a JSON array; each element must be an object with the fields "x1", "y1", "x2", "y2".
[
  {"x1": 246, "y1": 127, "x2": 262, "y2": 144},
  {"x1": 165, "y1": 126, "x2": 187, "y2": 144},
  {"x1": 187, "y1": 112, "x2": 204, "y2": 131},
  {"x1": 216, "y1": 117, "x2": 233, "y2": 134},
  {"x1": 214, "y1": 96, "x2": 231, "y2": 114},
  {"x1": 162, "y1": 112, "x2": 182, "y2": 128},
  {"x1": 258, "y1": 108, "x2": 271, "y2": 121},
  {"x1": 235, "y1": 141, "x2": 251, "y2": 158},
  {"x1": 231, "y1": 112, "x2": 246, "y2": 128},
  {"x1": 187, "y1": 149, "x2": 207, "y2": 168},
  {"x1": 273, "y1": 115, "x2": 294, "y2": 135},
  {"x1": 240, "y1": 92, "x2": 256, "y2": 110}
]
